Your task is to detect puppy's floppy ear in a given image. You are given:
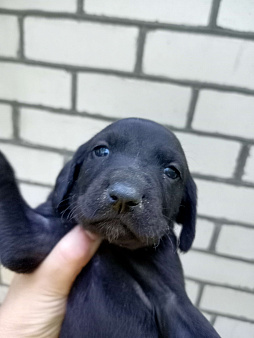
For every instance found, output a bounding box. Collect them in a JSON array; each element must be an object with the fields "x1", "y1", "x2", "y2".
[
  {"x1": 52, "y1": 143, "x2": 87, "y2": 213},
  {"x1": 176, "y1": 175, "x2": 197, "y2": 252}
]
